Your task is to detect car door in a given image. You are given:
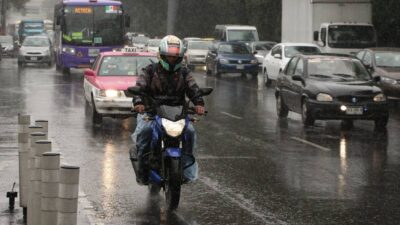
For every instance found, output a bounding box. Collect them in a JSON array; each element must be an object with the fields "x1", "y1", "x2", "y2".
[
  {"x1": 267, "y1": 45, "x2": 282, "y2": 80},
  {"x1": 290, "y1": 58, "x2": 305, "y2": 112},
  {"x1": 280, "y1": 56, "x2": 299, "y2": 111}
]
